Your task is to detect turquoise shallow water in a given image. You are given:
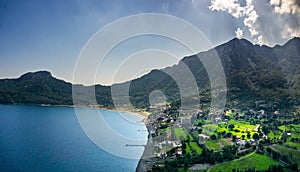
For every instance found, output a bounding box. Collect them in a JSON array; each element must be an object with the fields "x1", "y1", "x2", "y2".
[{"x1": 0, "y1": 104, "x2": 147, "y2": 171}]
